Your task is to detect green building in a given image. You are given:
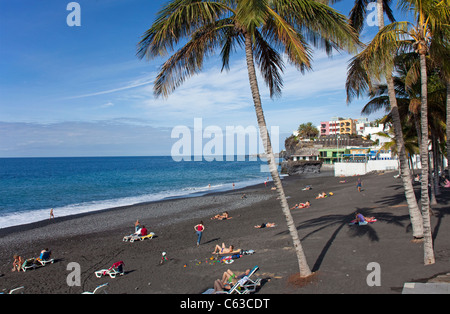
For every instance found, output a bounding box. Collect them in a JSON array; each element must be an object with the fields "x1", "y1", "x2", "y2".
[{"x1": 318, "y1": 148, "x2": 348, "y2": 164}]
